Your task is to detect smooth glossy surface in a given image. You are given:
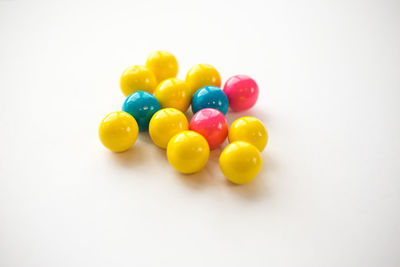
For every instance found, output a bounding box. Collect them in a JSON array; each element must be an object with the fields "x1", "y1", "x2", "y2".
[
  {"x1": 223, "y1": 74, "x2": 259, "y2": 111},
  {"x1": 219, "y1": 141, "x2": 262, "y2": 184},
  {"x1": 154, "y1": 78, "x2": 191, "y2": 112},
  {"x1": 167, "y1": 131, "x2": 210, "y2": 174},
  {"x1": 189, "y1": 108, "x2": 228, "y2": 149},
  {"x1": 229, "y1": 116, "x2": 268, "y2": 151},
  {"x1": 99, "y1": 111, "x2": 139, "y2": 152},
  {"x1": 120, "y1": 65, "x2": 157, "y2": 96},
  {"x1": 149, "y1": 108, "x2": 189, "y2": 149},
  {"x1": 145, "y1": 51, "x2": 178, "y2": 83},
  {"x1": 122, "y1": 91, "x2": 161, "y2": 131},
  {"x1": 191, "y1": 85, "x2": 229, "y2": 115},
  {"x1": 186, "y1": 63, "x2": 221, "y2": 96}
]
